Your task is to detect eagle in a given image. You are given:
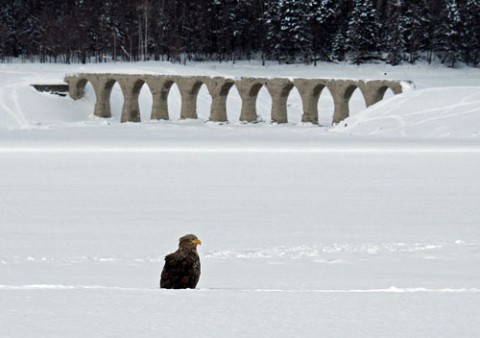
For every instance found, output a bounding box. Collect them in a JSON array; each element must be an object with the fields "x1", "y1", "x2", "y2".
[{"x1": 160, "y1": 234, "x2": 202, "y2": 289}]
